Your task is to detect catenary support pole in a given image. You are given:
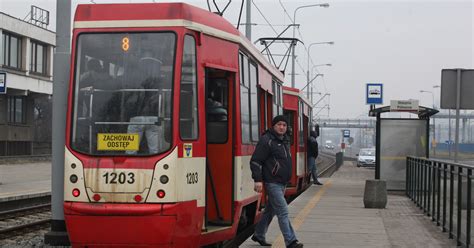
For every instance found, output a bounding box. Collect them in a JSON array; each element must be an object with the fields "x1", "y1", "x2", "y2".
[
  {"x1": 44, "y1": 0, "x2": 71, "y2": 245},
  {"x1": 245, "y1": 0, "x2": 251, "y2": 40}
]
